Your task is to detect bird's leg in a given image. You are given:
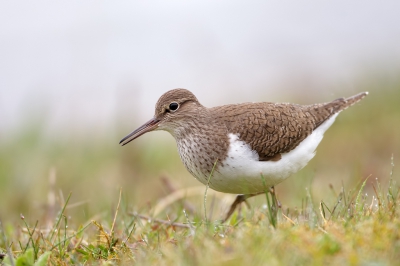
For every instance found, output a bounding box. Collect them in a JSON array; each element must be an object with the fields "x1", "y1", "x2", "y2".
[
  {"x1": 223, "y1": 187, "x2": 281, "y2": 223},
  {"x1": 269, "y1": 186, "x2": 281, "y2": 218},
  {"x1": 223, "y1": 193, "x2": 263, "y2": 222}
]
